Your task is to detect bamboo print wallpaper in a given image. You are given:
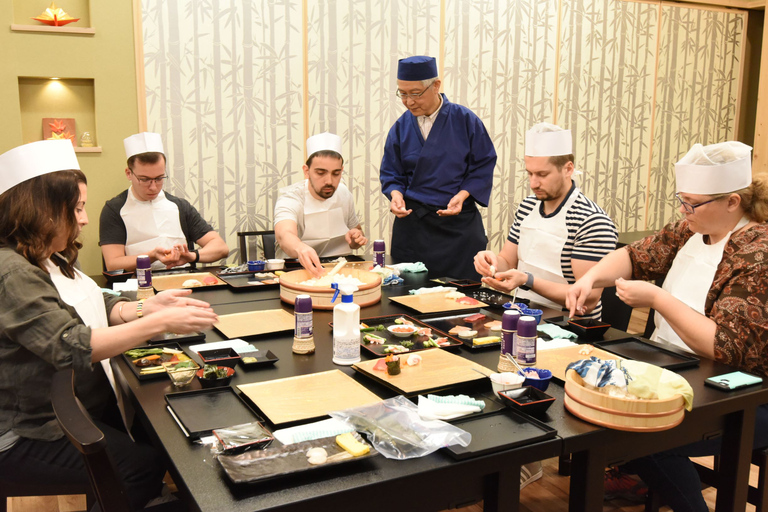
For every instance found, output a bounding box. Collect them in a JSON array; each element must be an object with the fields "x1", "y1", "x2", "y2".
[{"x1": 141, "y1": 0, "x2": 746, "y2": 262}]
